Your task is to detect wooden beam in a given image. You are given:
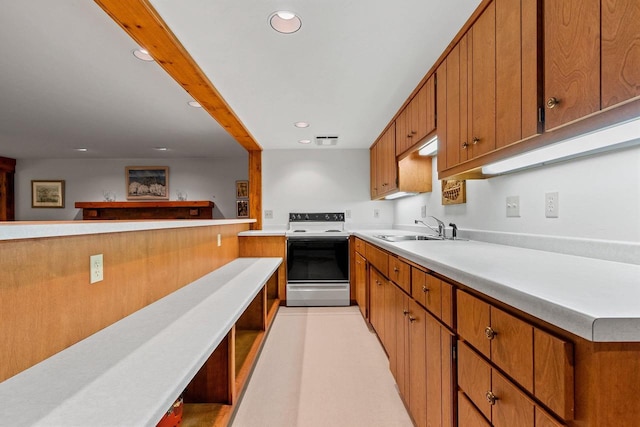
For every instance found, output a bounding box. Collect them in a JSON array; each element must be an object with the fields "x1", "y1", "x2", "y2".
[
  {"x1": 93, "y1": 0, "x2": 261, "y2": 152},
  {"x1": 248, "y1": 150, "x2": 262, "y2": 230}
]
